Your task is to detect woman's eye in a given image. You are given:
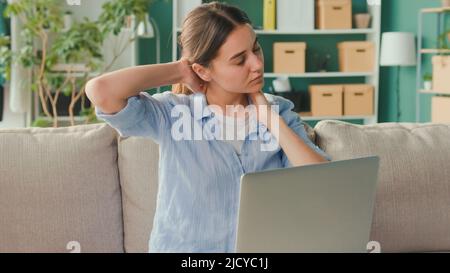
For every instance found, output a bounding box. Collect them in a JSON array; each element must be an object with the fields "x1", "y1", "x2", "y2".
[{"x1": 237, "y1": 47, "x2": 261, "y2": 65}]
